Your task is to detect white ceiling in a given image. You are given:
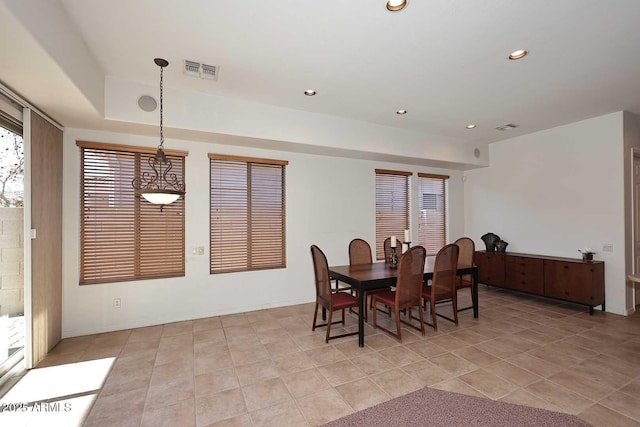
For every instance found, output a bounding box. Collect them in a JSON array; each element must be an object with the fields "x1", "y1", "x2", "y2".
[{"x1": 2, "y1": 0, "x2": 640, "y2": 149}]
